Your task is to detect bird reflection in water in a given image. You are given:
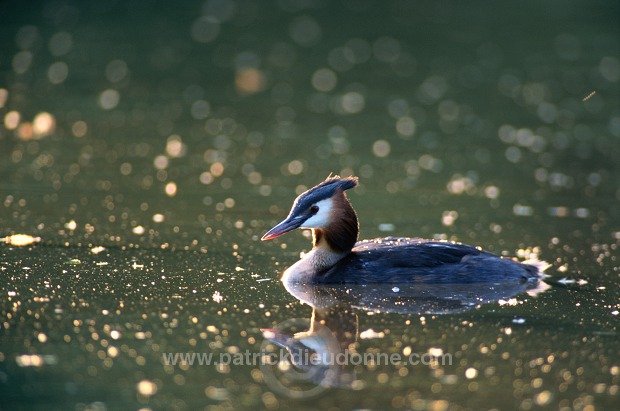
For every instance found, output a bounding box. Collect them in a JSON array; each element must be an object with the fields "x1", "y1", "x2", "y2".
[{"x1": 260, "y1": 279, "x2": 549, "y2": 398}]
